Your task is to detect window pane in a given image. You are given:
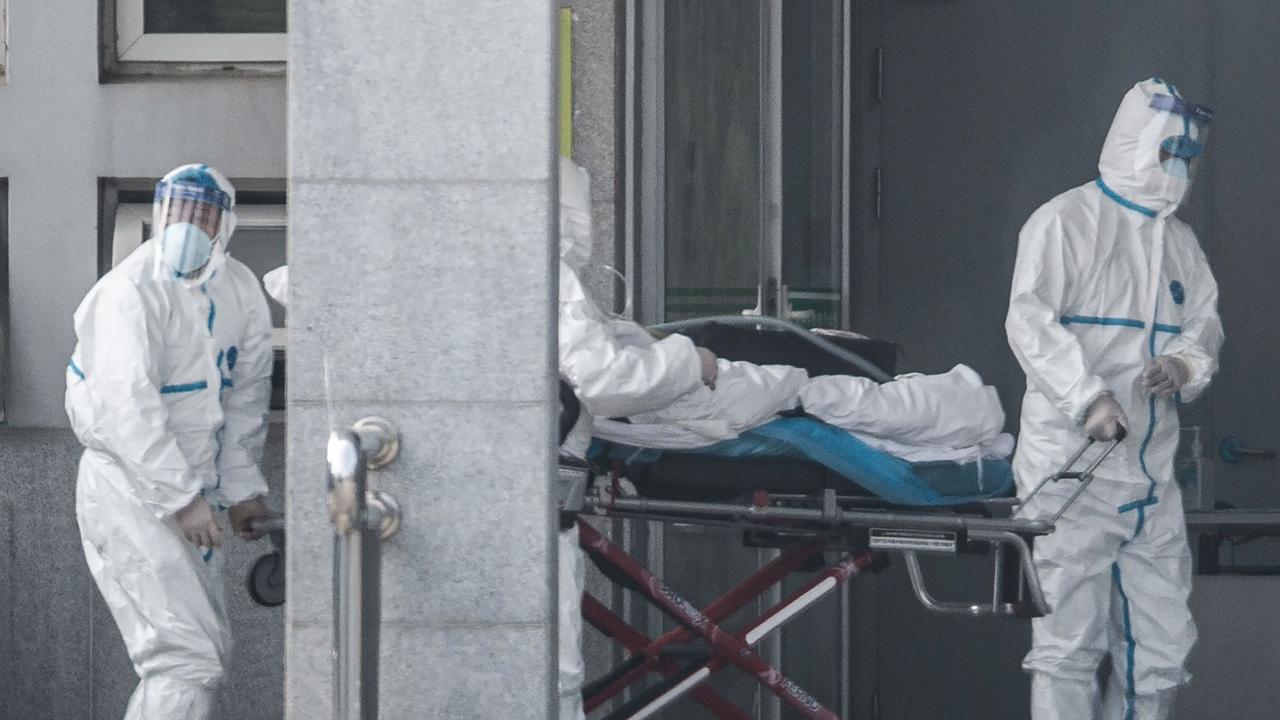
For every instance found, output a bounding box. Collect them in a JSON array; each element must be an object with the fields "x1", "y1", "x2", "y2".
[
  {"x1": 782, "y1": 0, "x2": 842, "y2": 329},
  {"x1": 144, "y1": 0, "x2": 287, "y2": 34},
  {"x1": 229, "y1": 226, "x2": 287, "y2": 328},
  {"x1": 663, "y1": 0, "x2": 762, "y2": 320}
]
